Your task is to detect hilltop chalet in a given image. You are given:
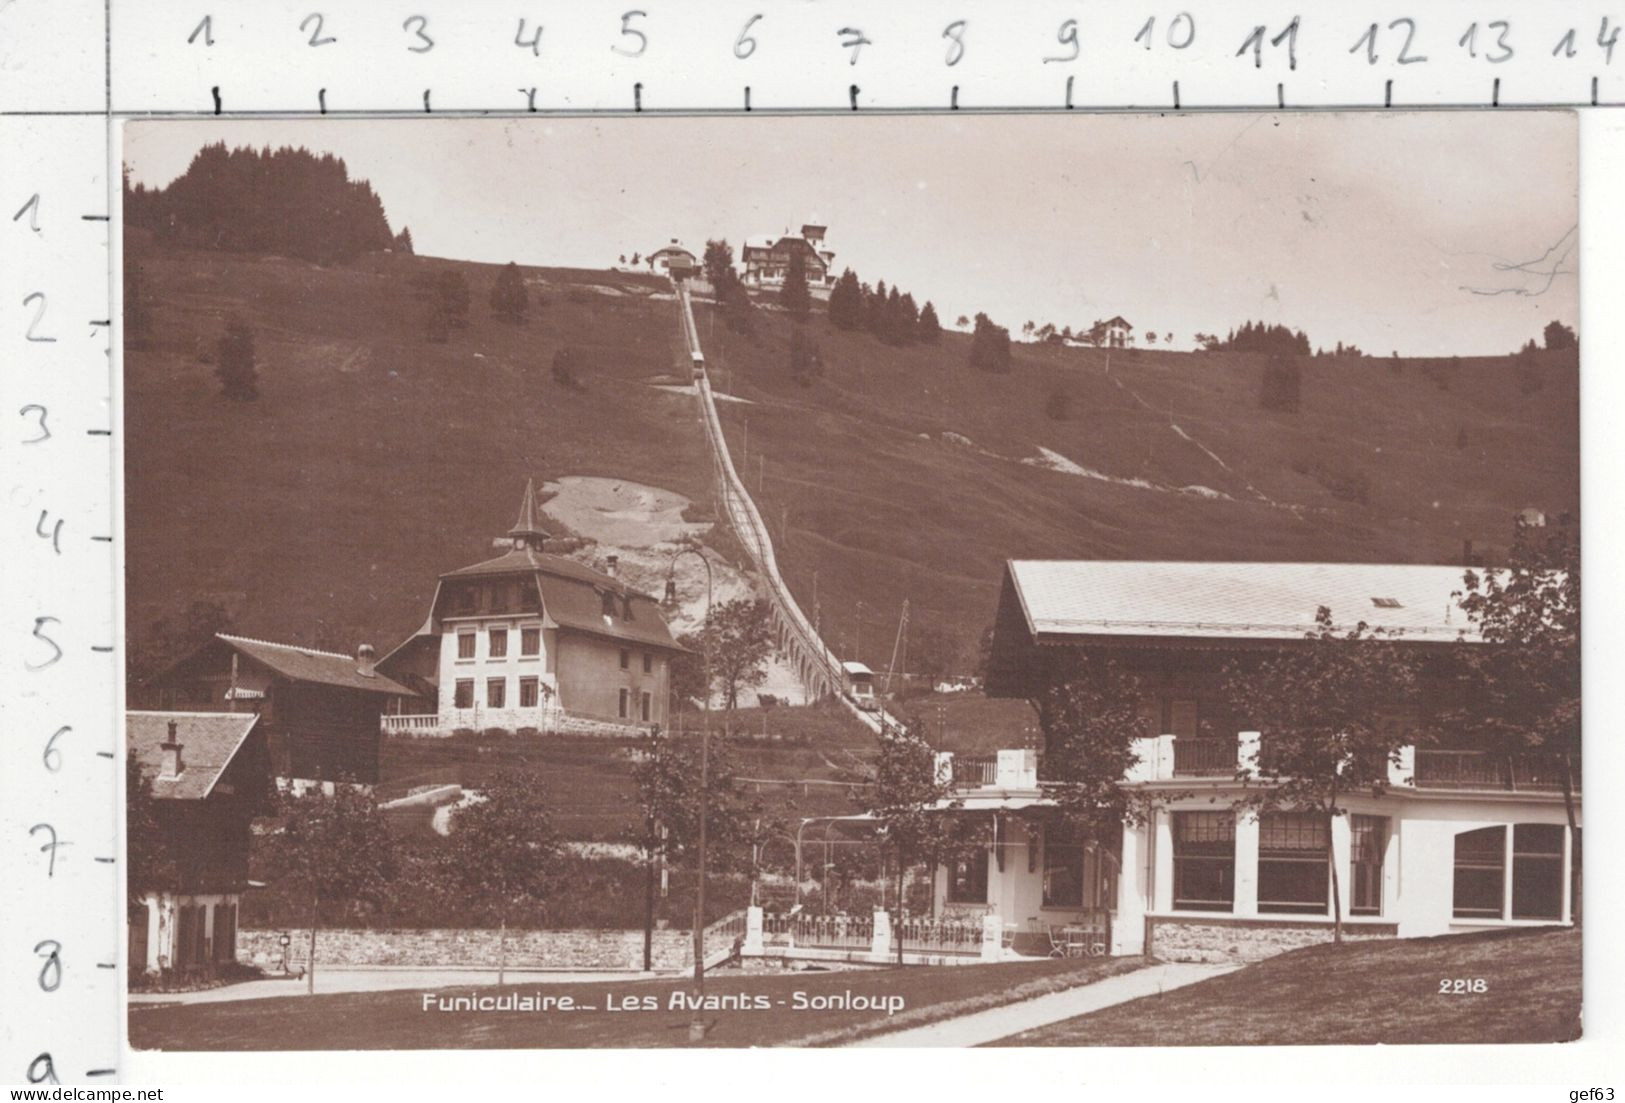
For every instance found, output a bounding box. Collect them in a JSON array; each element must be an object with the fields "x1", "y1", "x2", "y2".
[
  {"x1": 742, "y1": 224, "x2": 836, "y2": 290},
  {"x1": 647, "y1": 239, "x2": 698, "y2": 280},
  {"x1": 127, "y1": 711, "x2": 271, "y2": 974},
  {"x1": 377, "y1": 481, "x2": 683, "y2": 736},
  {"x1": 922, "y1": 559, "x2": 1581, "y2": 962},
  {"x1": 1102, "y1": 316, "x2": 1134, "y2": 348},
  {"x1": 148, "y1": 633, "x2": 415, "y2": 785}
]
